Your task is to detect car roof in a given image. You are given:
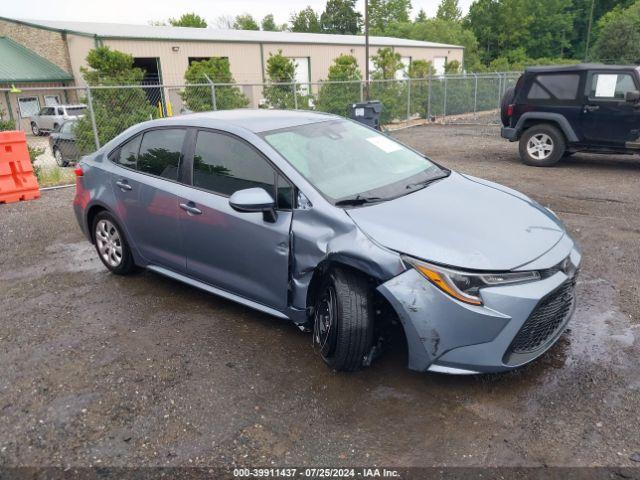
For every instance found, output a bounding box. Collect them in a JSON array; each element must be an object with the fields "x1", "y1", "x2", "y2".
[
  {"x1": 525, "y1": 63, "x2": 637, "y2": 74},
  {"x1": 140, "y1": 109, "x2": 340, "y2": 133}
]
